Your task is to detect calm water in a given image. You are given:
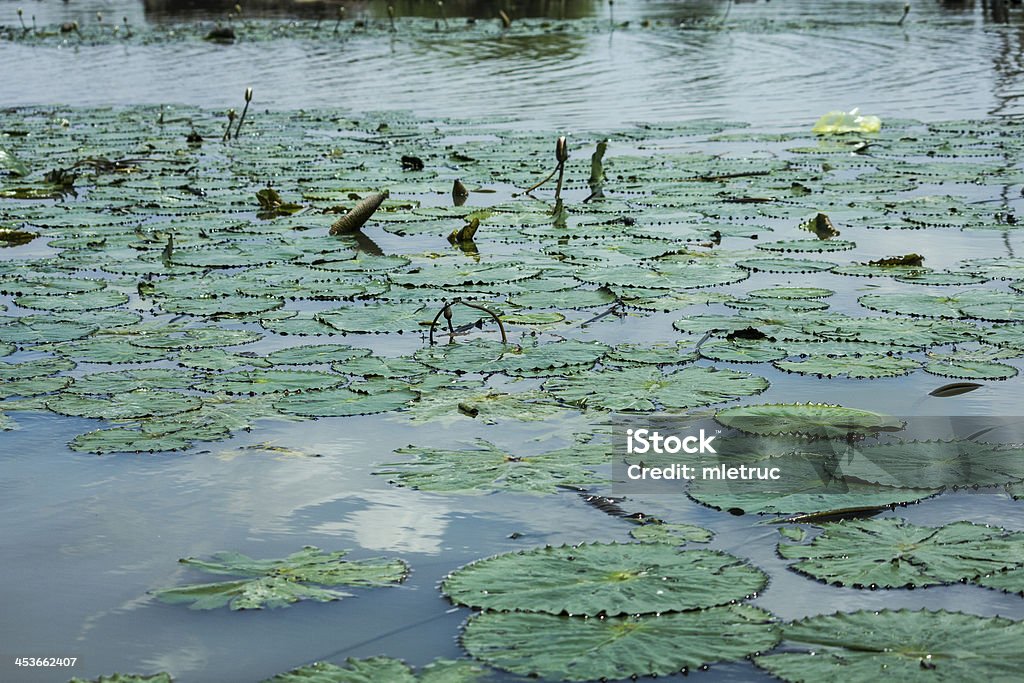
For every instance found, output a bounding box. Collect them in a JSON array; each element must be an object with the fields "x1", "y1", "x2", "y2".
[{"x1": 4, "y1": 1, "x2": 1024, "y2": 682}]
